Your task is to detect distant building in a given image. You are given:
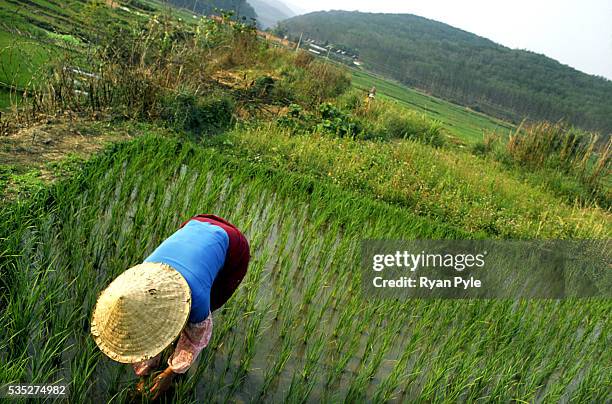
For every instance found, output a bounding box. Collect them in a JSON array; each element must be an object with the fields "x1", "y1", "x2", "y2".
[{"x1": 308, "y1": 43, "x2": 327, "y2": 53}]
